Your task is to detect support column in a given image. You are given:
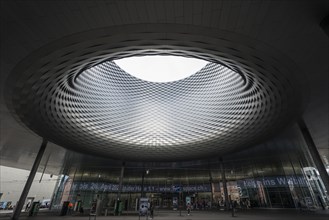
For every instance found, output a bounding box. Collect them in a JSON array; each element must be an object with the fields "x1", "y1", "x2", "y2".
[
  {"x1": 114, "y1": 162, "x2": 125, "y2": 216},
  {"x1": 208, "y1": 169, "x2": 214, "y2": 204},
  {"x1": 11, "y1": 139, "x2": 47, "y2": 220},
  {"x1": 117, "y1": 162, "x2": 125, "y2": 200},
  {"x1": 140, "y1": 170, "x2": 145, "y2": 197},
  {"x1": 219, "y1": 158, "x2": 229, "y2": 210},
  {"x1": 298, "y1": 120, "x2": 329, "y2": 196}
]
